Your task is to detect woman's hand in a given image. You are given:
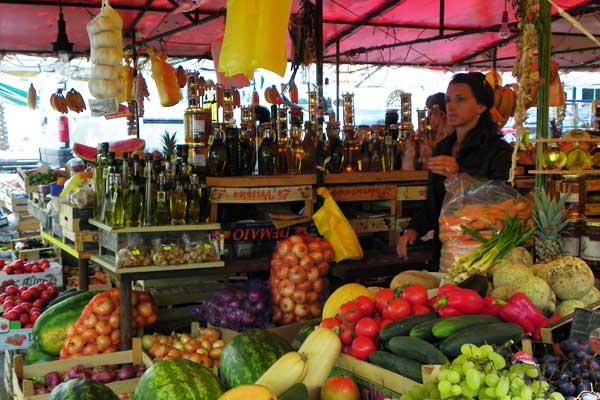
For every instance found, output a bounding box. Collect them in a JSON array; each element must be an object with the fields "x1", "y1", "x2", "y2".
[
  {"x1": 396, "y1": 229, "x2": 418, "y2": 259},
  {"x1": 426, "y1": 155, "x2": 459, "y2": 178}
]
